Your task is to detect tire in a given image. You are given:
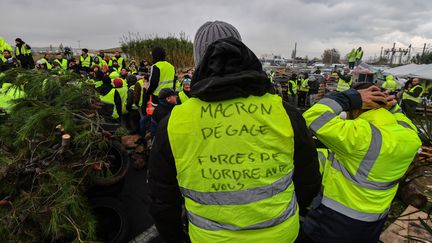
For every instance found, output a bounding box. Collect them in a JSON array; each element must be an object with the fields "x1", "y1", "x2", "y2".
[
  {"x1": 88, "y1": 197, "x2": 130, "y2": 243},
  {"x1": 91, "y1": 140, "x2": 130, "y2": 186}
]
